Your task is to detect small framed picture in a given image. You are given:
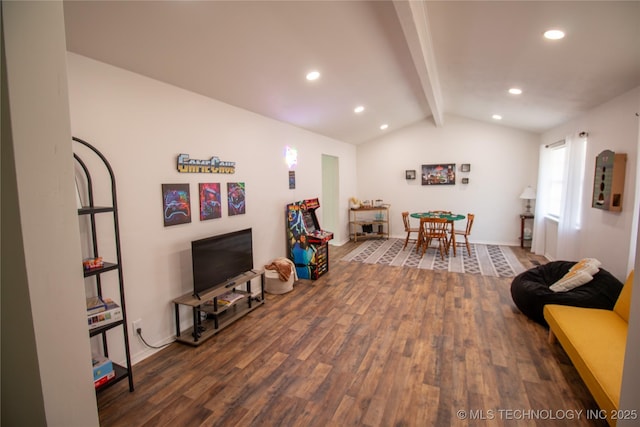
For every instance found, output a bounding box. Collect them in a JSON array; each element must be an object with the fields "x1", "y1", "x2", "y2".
[
  {"x1": 289, "y1": 171, "x2": 296, "y2": 189},
  {"x1": 461, "y1": 164, "x2": 471, "y2": 172},
  {"x1": 462, "y1": 178, "x2": 469, "y2": 184},
  {"x1": 405, "y1": 170, "x2": 416, "y2": 180}
]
